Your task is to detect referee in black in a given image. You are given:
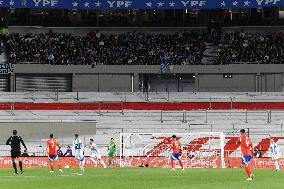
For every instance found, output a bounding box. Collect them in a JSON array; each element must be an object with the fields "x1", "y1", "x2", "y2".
[{"x1": 6, "y1": 130, "x2": 27, "y2": 174}]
